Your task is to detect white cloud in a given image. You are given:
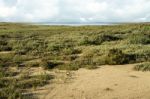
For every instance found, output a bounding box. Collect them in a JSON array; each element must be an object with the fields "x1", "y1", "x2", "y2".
[
  {"x1": 15, "y1": 0, "x2": 59, "y2": 22},
  {"x1": 0, "y1": 0, "x2": 16, "y2": 17},
  {"x1": 0, "y1": 0, "x2": 150, "y2": 22}
]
